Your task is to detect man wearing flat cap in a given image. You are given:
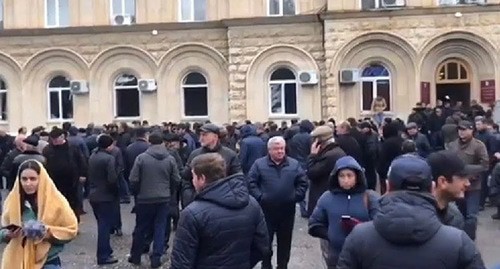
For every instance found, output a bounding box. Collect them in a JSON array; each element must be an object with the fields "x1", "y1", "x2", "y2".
[
  {"x1": 180, "y1": 123, "x2": 241, "y2": 207},
  {"x1": 447, "y1": 120, "x2": 488, "y2": 241}
]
